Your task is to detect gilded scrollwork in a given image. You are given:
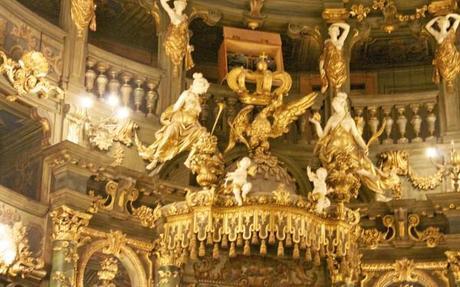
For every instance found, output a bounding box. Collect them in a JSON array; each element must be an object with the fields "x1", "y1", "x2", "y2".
[
  {"x1": 89, "y1": 178, "x2": 139, "y2": 215},
  {"x1": 378, "y1": 150, "x2": 447, "y2": 191},
  {"x1": 96, "y1": 257, "x2": 118, "y2": 287},
  {"x1": 0, "y1": 205, "x2": 45, "y2": 280},
  {"x1": 361, "y1": 213, "x2": 444, "y2": 249},
  {"x1": 0, "y1": 50, "x2": 63, "y2": 101}
]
